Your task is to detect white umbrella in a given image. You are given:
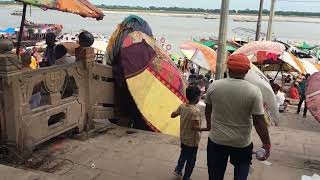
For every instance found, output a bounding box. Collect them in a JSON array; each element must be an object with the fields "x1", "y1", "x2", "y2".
[{"x1": 245, "y1": 63, "x2": 280, "y2": 125}]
